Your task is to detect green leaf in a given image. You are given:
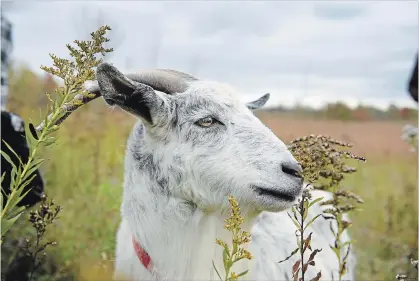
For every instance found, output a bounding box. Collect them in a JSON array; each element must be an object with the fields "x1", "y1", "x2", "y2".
[
  {"x1": 16, "y1": 186, "x2": 33, "y2": 203},
  {"x1": 1, "y1": 213, "x2": 23, "y2": 237},
  {"x1": 308, "y1": 197, "x2": 324, "y2": 208},
  {"x1": 10, "y1": 163, "x2": 25, "y2": 192},
  {"x1": 223, "y1": 248, "x2": 229, "y2": 273},
  {"x1": 303, "y1": 199, "x2": 309, "y2": 220},
  {"x1": 26, "y1": 127, "x2": 37, "y2": 156},
  {"x1": 303, "y1": 214, "x2": 322, "y2": 231},
  {"x1": 0, "y1": 150, "x2": 20, "y2": 191},
  {"x1": 1, "y1": 141, "x2": 24, "y2": 166},
  {"x1": 16, "y1": 174, "x2": 36, "y2": 194},
  {"x1": 4, "y1": 205, "x2": 26, "y2": 221},
  {"x1": 291, "y1": 206, "x2": 299, "y2": 221},
  {"x1": 278, "y1": 247, "x2": 299, "y2": 263},
  {"x1": 0, "y1": 150, "x2": 19, "y2": 173},
  {"x1": 232, "y1": 241, "x2": 238, "y2": 256},
  {"x1": 329, "y1": 221, "x2": 336, "y2": 237},
  {"x1": 2, "y1": 190, "x2": 27, "y2": 218},
  {"x1": 21, "y1": 159, "x2": 44, "y2": 182},
  {"x1": 341, "y1": 241, "x2": 351, "y2": 248},
  {"x1": 212, "y1": 260, "x2": 223, "y2": 281},
  {"x1": 287, "y1": 212, "x2": 301, "y2": 230},
  {"x1": 11, "y1": 163, "x2": 23, "y2": 190},
  {"x1": 41, "y1": 136, "x2": 57, "y2": 147},
  {"x1": 3, "y1": 190, "x2": 21, "y2": 213},
  {"x1": 236, "y1": 270, "x2": 249, "y2": 277},
  {"x1": 0, "y1": 192, "x2": 4, "y2": 211},
  {"x1": 43, "y1": 110, "x2": 49, "y2": 131},
  {"x1": 3, "y1": 174, "x2": 33, "y2": 214}
]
